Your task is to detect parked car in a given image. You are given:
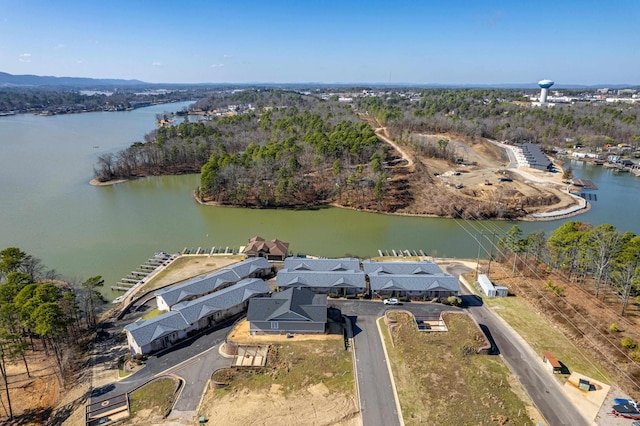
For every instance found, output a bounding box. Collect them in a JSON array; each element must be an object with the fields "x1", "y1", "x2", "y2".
[{"x1": 383, "y1": 298, "x2": 400, "y2": 305}]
